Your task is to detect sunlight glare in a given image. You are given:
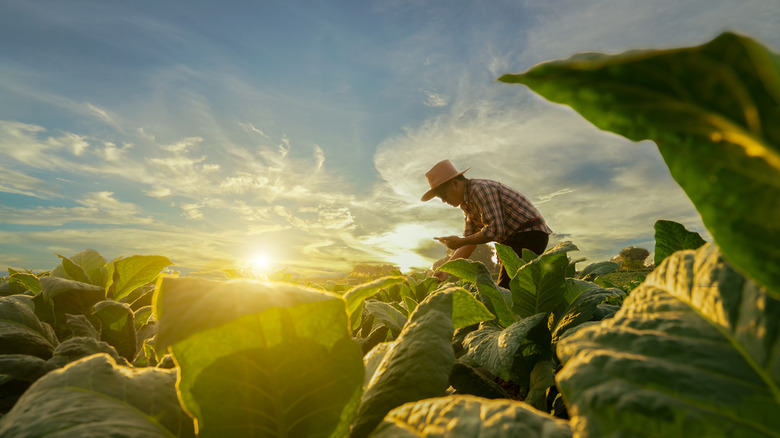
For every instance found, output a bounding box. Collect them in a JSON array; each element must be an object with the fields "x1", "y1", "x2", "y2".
[{"x1": 248, "y1": 252, "x2": 274, "y2": 274}]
